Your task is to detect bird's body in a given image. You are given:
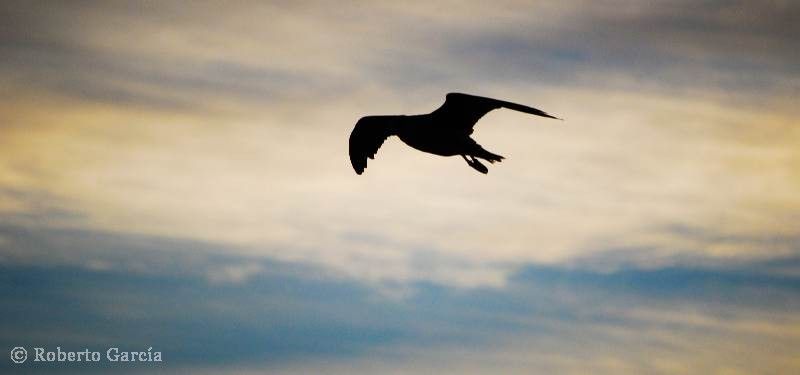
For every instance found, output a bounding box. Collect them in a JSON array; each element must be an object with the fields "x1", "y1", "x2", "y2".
[
  {"x1": 391, "y1": 115, "x2": 469, "y2": 156},
  {"x1": 349, "y1": 93, "x2": 559, "y2": 174}
]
